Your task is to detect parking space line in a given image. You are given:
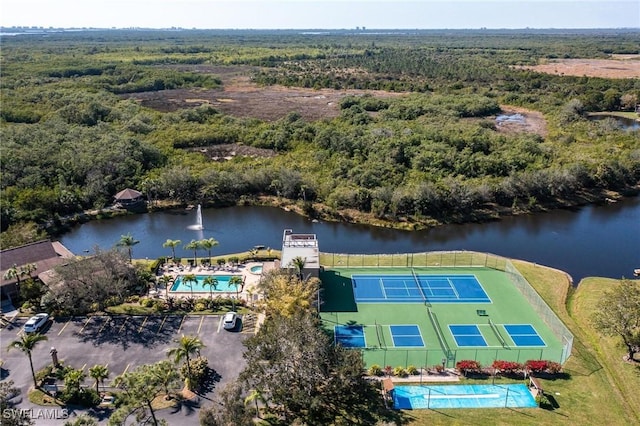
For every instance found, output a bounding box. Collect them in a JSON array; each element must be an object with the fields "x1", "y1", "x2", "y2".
[
  {"x1": 79, "y1": 317, "x2": 93, "y2": 334},
  {"x1": 121, "y1": 363, "x2": 131, "y2": 375},
  {"x1": 57, "y1": 319, "x2": 72, "y2": 336},
  {"x1": 217, "y1": 315, "x2": 222, "y2": 333},
  {"x1": 118, "y1": 317, "x2": 129, "y2": 334},
  {"x1": 177, "y1": 315, "x2": 187, "y2": 333},
  {"x1": 157, "y1": 315, "x2": 167, "y2": 333},
  {"x1": 81, "y1": 363, "x2": 86, "y2": 371},
  {"x1": 98, "y1": 317, "x2": 111, "y2": 334},
  {"x1": 197, "y1": 316, "x2": 205, "y2": 334},
  {"x1": 138, "y1": 317, "x2": 148, "y2": 333}
]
